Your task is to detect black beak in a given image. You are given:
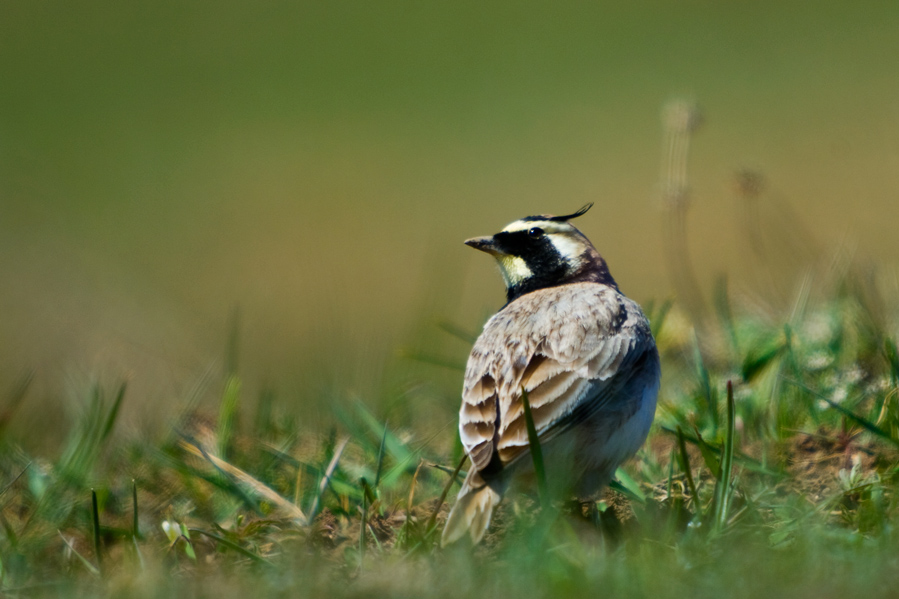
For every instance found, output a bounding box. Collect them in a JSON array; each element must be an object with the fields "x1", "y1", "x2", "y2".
[{"x1": 464, "y1": 236, "x2": 499, "y2": 254}]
